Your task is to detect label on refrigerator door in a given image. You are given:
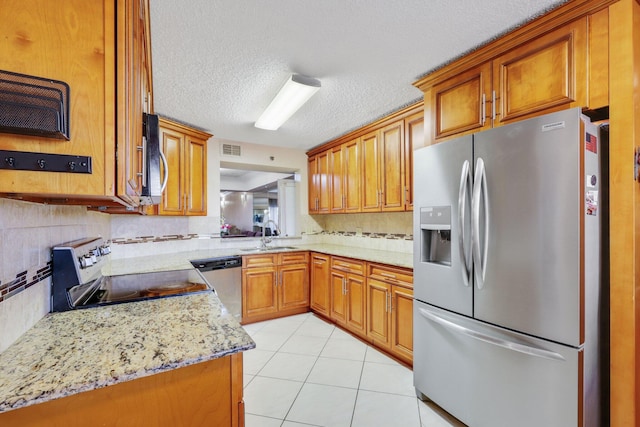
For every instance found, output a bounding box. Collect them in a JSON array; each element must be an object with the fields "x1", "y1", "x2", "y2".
[
  {"x1": 541, "y1": 121, "x2": 566, "y2": 132},
  {"x1": 586, "y1": 190, "x2": 598, "y2": 216},
  {"x1": 585, "y1": 132, "x2": 598, "y2": 154}
]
